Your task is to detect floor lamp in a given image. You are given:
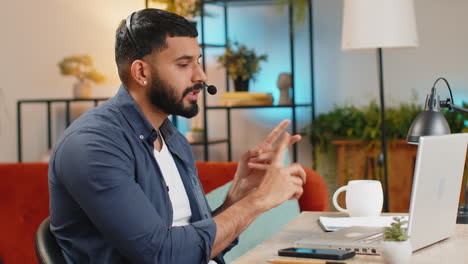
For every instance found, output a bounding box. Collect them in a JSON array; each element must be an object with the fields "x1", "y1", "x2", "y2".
[{"x1": 341, "y1": 0, "x2": 419, "y2": 212}]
